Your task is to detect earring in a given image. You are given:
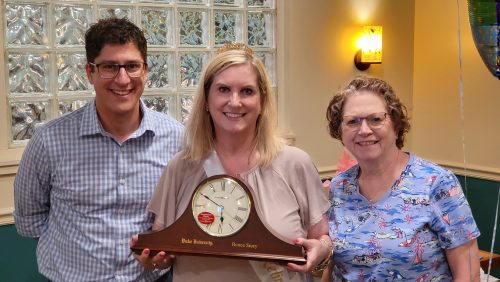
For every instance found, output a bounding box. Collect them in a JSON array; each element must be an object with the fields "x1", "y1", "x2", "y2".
[{"x1": 206, "y1": 105, "x2": 209, "y2": 112}]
